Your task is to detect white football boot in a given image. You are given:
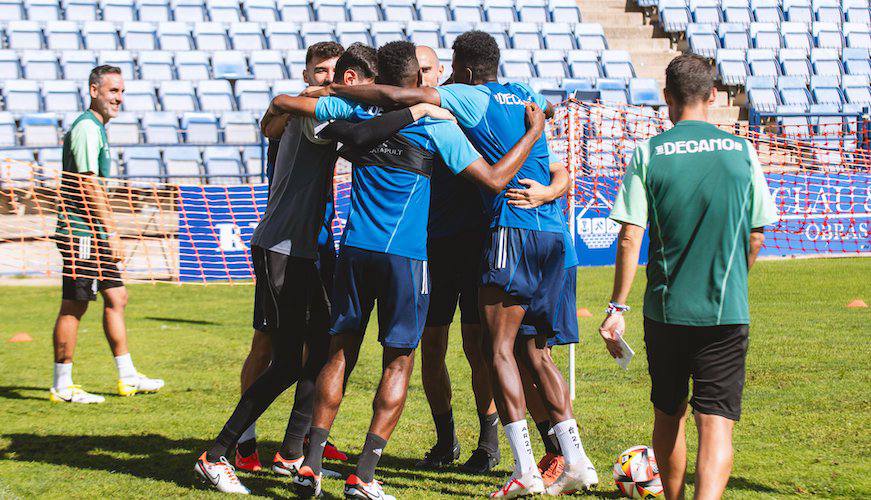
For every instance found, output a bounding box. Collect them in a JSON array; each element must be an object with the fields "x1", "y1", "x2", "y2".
[
  {"x1": 545, "y1": 459, "x2": 599, "y2": 495},
  {"x1": 490, "y1": 468, "x2": 546, "y2": 498},
  {"x1": 118, "y1": 373, "x2": 165, "y2": 396},
  {"x1": 194, "y1": 453, "x2": 250, "y2": 494},
  {"x1": 49, "y1": 385, "x2": 105, "y2": 404},
  {"x1": 344, "y1": 474, "x2": 396, "y2": 500}
]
